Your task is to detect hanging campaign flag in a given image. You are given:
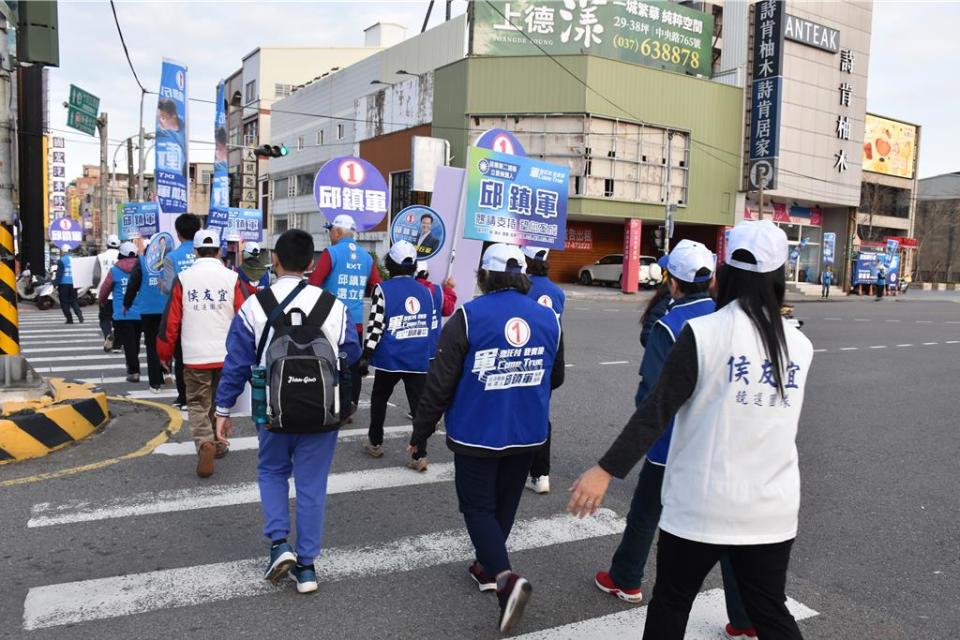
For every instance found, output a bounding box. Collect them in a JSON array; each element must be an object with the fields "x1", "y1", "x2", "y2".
[
  {"x1": 823, "y1": 232, "x2": 836, "y2": 265},
  {"x1": 210, "y1": 80, "x2": 229, "y2": 214},
  {"x1": 313, "y1": 156, "x2": 389, "y2": 232},
  {"x1": 464, "y1": 146, "x2": 569, "y2": 249},
  {"x1": 119, "y1": 202, "x2": 160, "y2": 240},
  {"x1": 155, "y1": 59, "x2": 188, "y2": 214},
  {"x1": 48, "y1": 216, "x2": 83, "y2": 250}
]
